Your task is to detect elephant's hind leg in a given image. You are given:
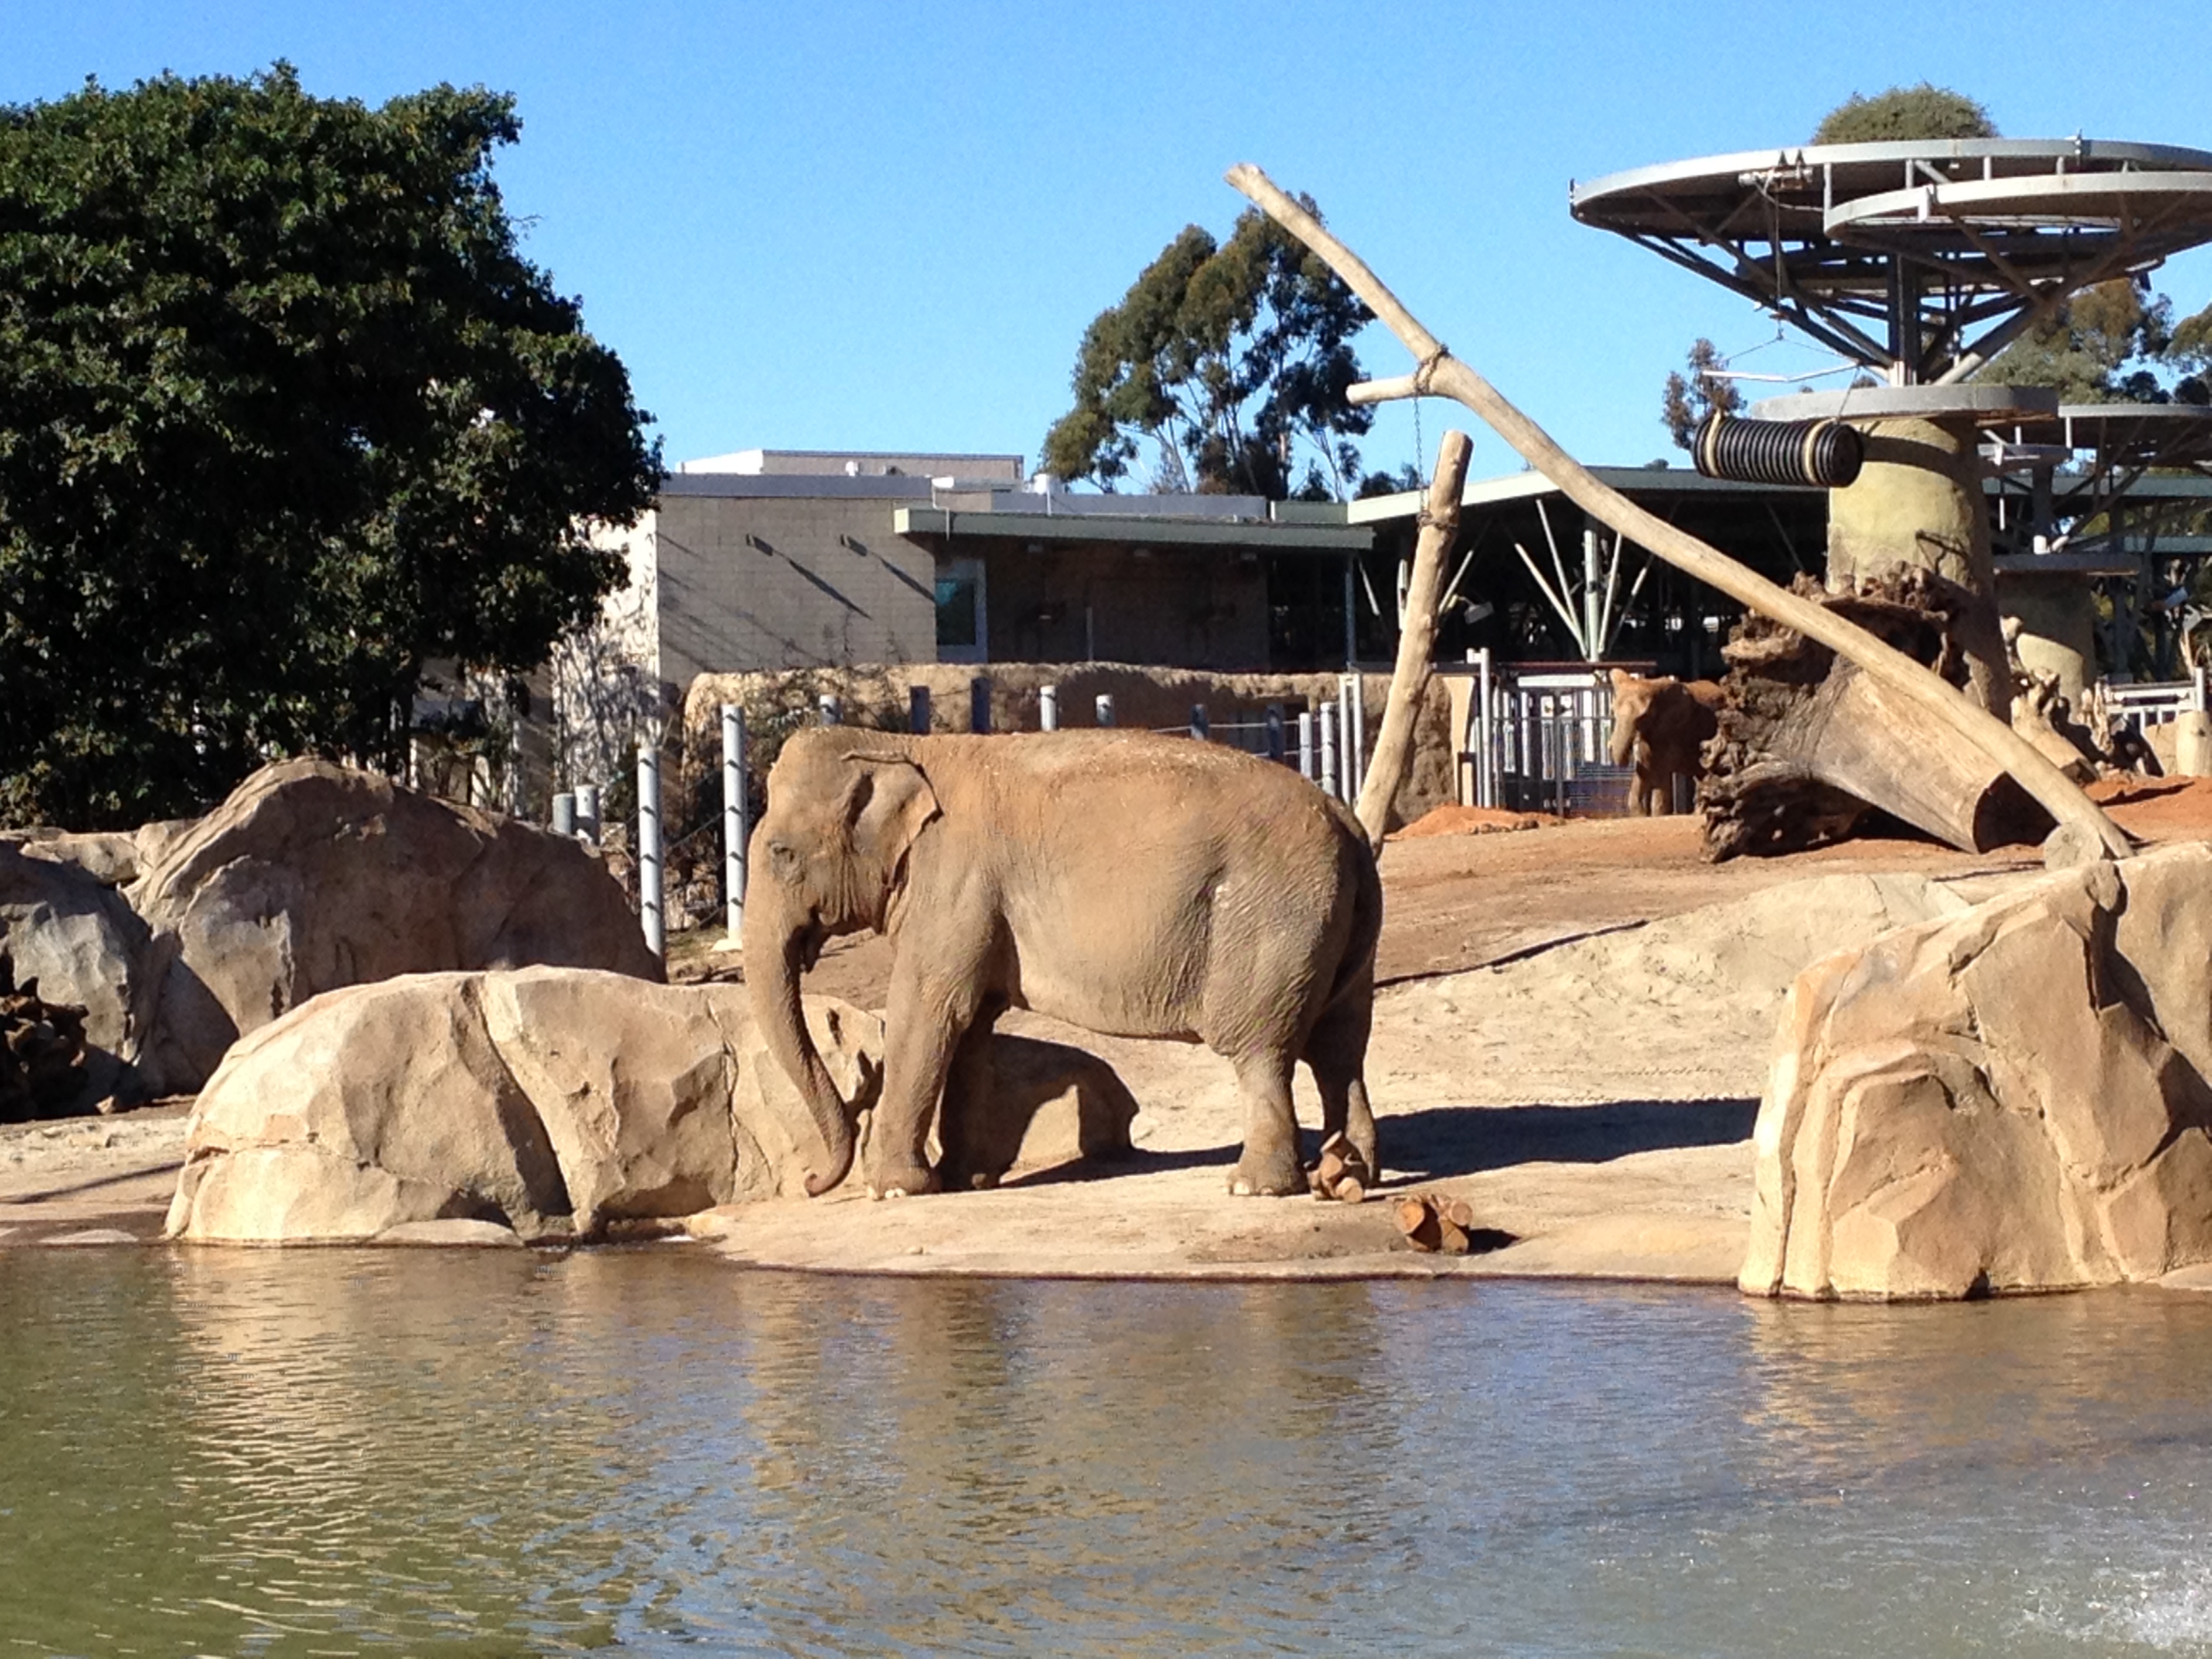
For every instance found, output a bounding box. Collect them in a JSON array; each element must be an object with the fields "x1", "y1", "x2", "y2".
[
  {"x1": 1306, "y1": 990, "x2": 1378, "y2": 1183},
  {"x1": 1228, "y1": 1051, "x2": 1305, "y2": 1197}
]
